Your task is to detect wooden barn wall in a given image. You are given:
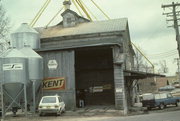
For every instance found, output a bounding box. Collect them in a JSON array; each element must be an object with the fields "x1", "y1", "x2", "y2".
[
  {"x1": 41, "y1": 35, "x2": 121, "y2": 49},
  {"x1": 113, "y1": 46, "x2": 127, "y2": 111},
  {"x1": 38, "y1": 50, "x2": 76, "y2": 110}
]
